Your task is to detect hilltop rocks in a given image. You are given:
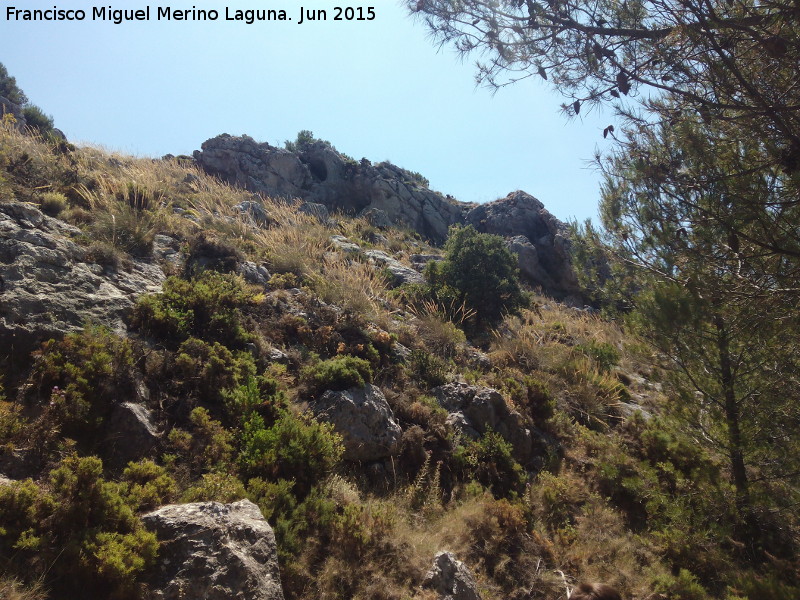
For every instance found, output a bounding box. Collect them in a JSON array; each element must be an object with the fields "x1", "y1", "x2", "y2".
[
  {"x1": 194, "y1": 135, "x2": 582, "y2": 300},
  {"x1": 312, "y1": 384, "x2": 402, "y2": 461},
  {"x1": 466, "y1": 190, "x2": 581, "y2": 299},
  {"x1": 0, "y1": 96, "x2": 26, "y2": 130},
  {"x1": 0, "y1": 201, "x2": 165, "y2": 357},
  {"x1": 423, "y1": 551, "x2": 482, "y2": 600},
  {"x1": 195, "y1": 134, "x2": 309, "y2": 199},
  {"x1": 142, "y1": 500, "x2": 284, "y2": 600},
  {"x1": 194, "y1": 135, "x2": 468, "y2": 243}
]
